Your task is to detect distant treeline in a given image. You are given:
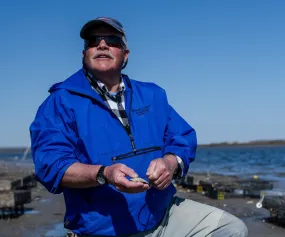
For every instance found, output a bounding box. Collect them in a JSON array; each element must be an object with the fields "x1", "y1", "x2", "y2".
[
  {"x1": 0, "y1": 147, "x2": 29, "y2": 154},
  {"x1": 199, "y1": 139, "x2": 285, "y2": 147},
  {"x1": 1, "y1": 140, "x2": 285, "y2": 153}
]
